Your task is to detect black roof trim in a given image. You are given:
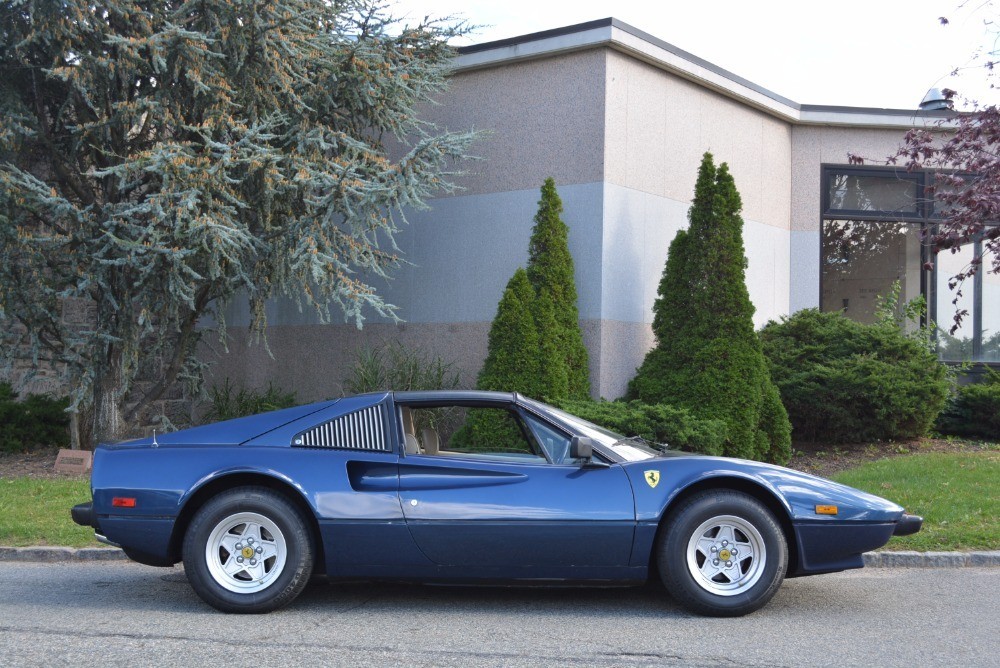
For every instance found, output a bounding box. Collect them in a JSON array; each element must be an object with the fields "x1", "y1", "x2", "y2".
[
  {"x1": 456, "y1": 17, "x2": 960, "y2": 117},
  {"x1": 800, "y1": 103, "x2": 958, "y2": 118},
  {"x1": 457, "y1": 18, "x2": 614, "y2": 55},
  {"x1": 606, "y1": 19, "x2": 802, "y2": 110},
  {"x1": 456, "y1": 17, "x2": 800, "y2": 109}
]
